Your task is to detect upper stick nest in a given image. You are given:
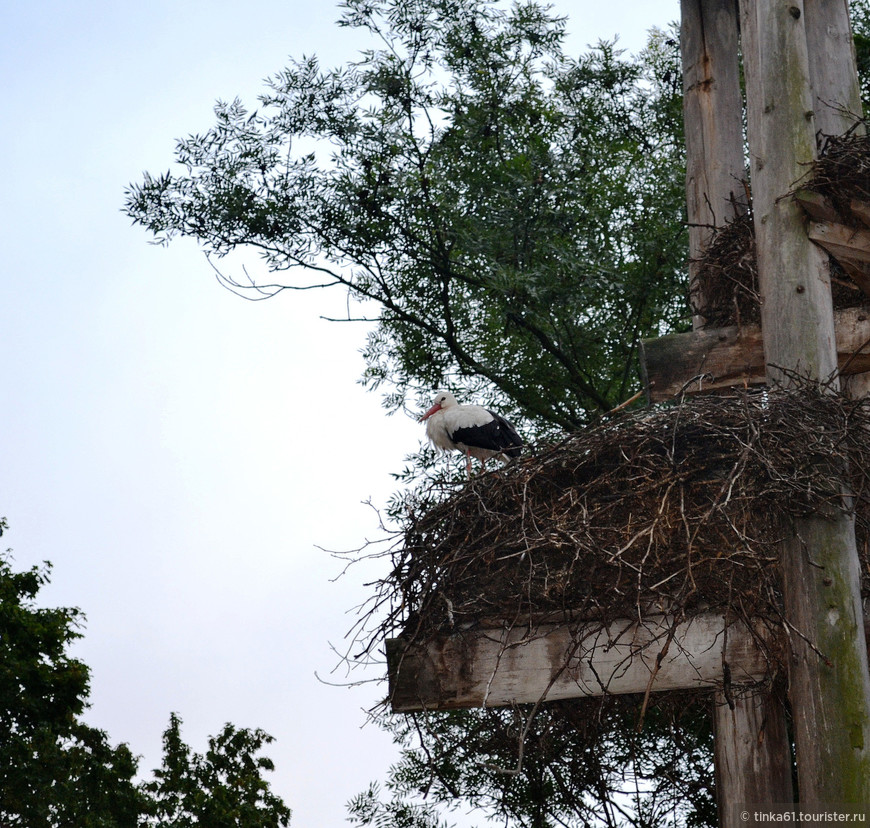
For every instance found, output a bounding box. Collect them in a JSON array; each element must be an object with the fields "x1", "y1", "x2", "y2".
[{"x1": 692, "y1": 130, "x2": 870, "y2": 327}]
